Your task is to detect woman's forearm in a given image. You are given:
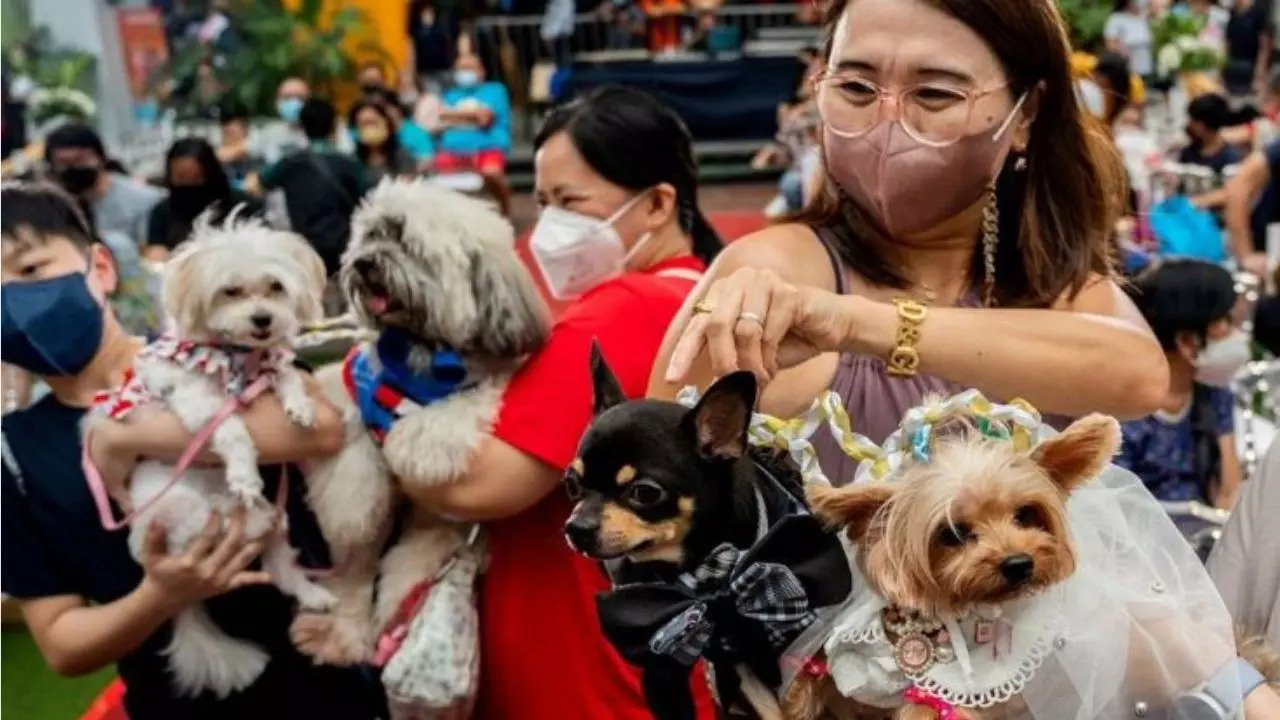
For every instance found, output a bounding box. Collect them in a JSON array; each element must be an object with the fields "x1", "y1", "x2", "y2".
[
  {"x1": 402, "y1": 436, "x2": 561, "y2": 522},
  {"x1": 843, "y1": 295, "x2": 1168, "y2": 419},
  {"x1": 1246, "y1": 684, "x2": 1280, "y2": 719},
  {"x1": 104, "y1": 387, "x2": 344, "y2": 465},
  {"x1": 25, "y1": 581, "x2": 179, "y2": 677}
]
